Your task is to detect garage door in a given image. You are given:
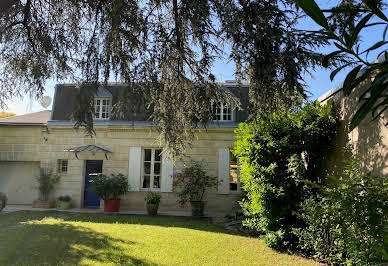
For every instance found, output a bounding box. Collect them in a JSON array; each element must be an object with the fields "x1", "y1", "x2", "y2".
[{"x1": 0, "y1": 161, "x2": 40, "y2": 204}]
